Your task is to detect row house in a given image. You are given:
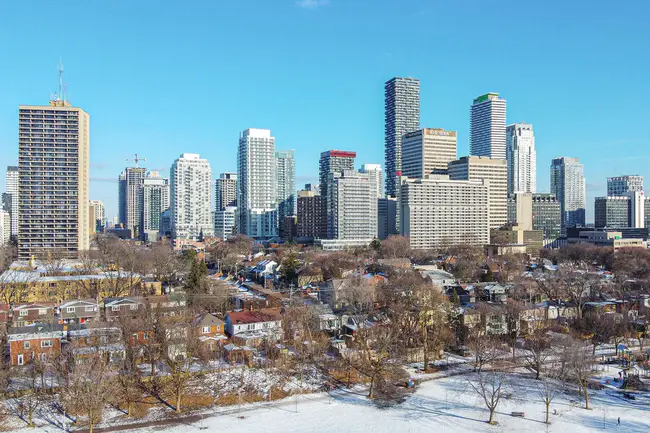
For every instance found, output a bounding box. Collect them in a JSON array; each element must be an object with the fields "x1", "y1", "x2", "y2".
[
  {"x1": 12, "y1": 302, "x2": 56, "y2": 327},
  {"x1": 59, "y1": 299, "x2": 100, "y2": 324},
  {"x1": 66, "y1": 324, "x2": 125, "y2": 366},
  {"x1": 225, "y1": 308, "x2": 283, "y2": 347},
  {"x1": 8, "y1": 323, "x2": 66, "y2": 365}
]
